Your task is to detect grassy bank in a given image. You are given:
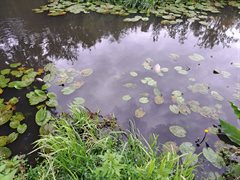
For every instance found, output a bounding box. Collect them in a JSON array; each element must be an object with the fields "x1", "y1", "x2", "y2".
[{"x1": 26, "y1": 106, "x2": 196, "y2": 179}]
